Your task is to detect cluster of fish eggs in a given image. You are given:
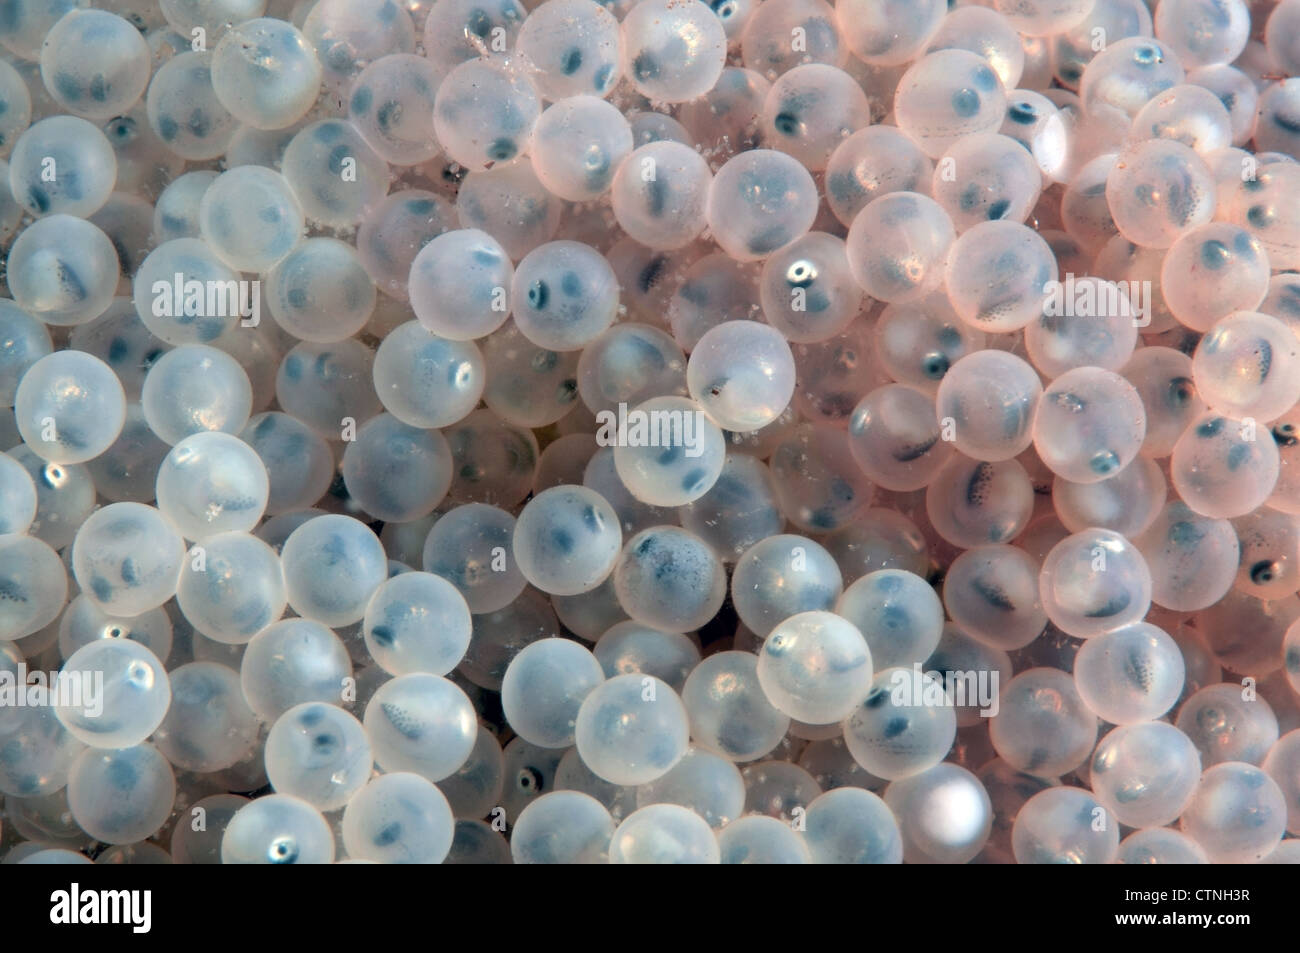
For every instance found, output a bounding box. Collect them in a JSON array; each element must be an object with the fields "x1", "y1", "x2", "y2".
[{"x1": 2, "y1": 0, "x2": 1300, "y2": 865}]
